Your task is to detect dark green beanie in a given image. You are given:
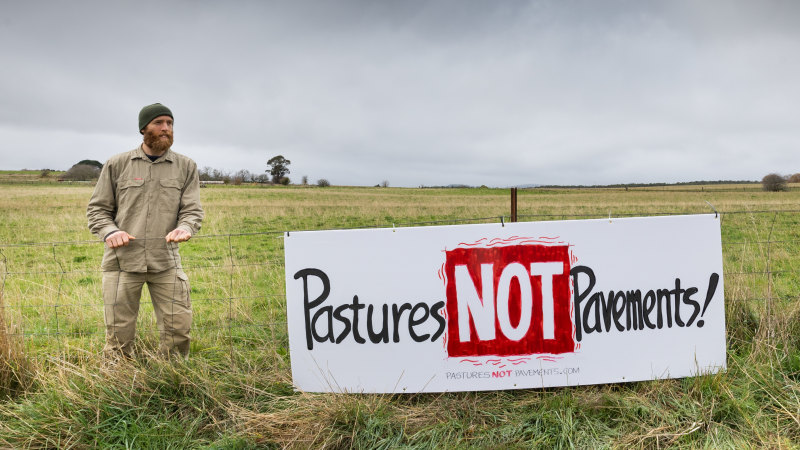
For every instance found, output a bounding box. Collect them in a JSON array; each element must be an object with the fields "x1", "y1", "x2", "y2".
[{"x1": 138, "y1": 103, "x2": 173, "y2": 133}]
